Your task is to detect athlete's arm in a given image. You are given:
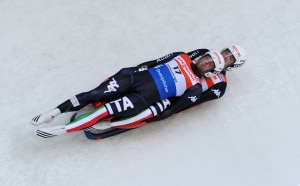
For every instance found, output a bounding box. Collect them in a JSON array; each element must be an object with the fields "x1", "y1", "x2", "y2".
[
  {"x1": 192, "y1": 82, "x2": 226, "y2": 104},
  {"x1": 137, "y1": 52, "x2": 185, "y2": 68},
  {"x1": 187, "y1": 49, "x2": 209, "y2": 60},
  {"x1": 135, "y1": 49, "x2": 208, "y2": 69},
  {"x1": 145, "y1": 80, "x2": 227, "y2": 122},
  {"x1": 145, "y1": 83, "x2": 203, "y2": 122}
]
